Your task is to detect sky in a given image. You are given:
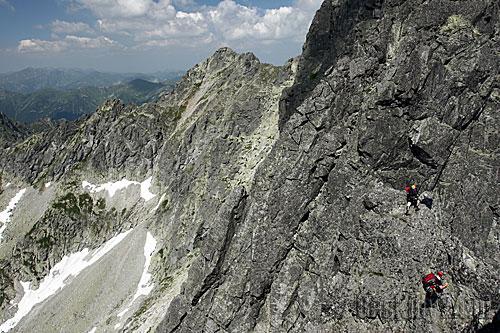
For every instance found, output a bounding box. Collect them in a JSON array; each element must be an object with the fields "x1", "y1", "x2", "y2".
[{"x1": 0, "y1": 0, "x2": 323, "y2": 73}]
